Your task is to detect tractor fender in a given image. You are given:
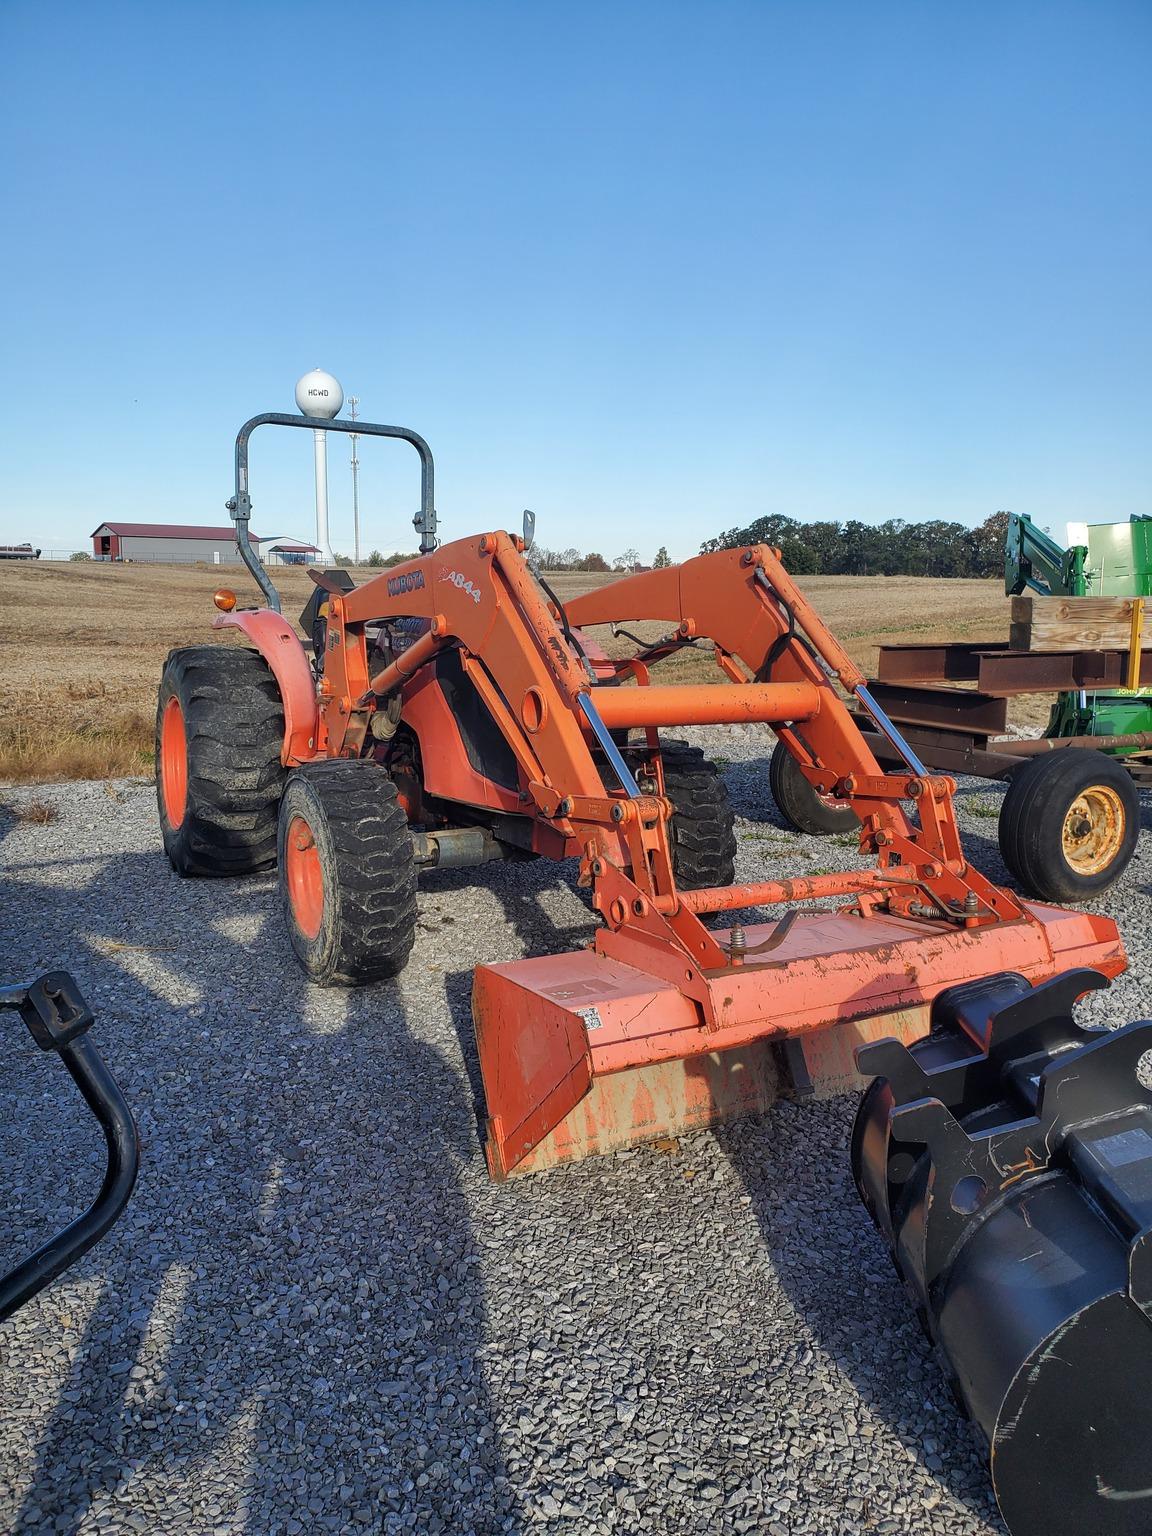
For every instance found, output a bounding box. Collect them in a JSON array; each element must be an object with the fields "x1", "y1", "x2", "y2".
[{"x1": 212, "y1": 609, "x2": 318, "y2": 765}]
